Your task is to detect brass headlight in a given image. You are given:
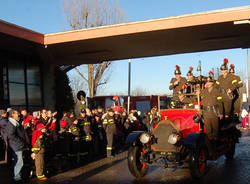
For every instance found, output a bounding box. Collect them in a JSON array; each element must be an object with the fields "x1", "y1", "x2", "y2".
[
  {"x1": 139, "y1": 133, "x2": 151, "y2": 144},
  {"x1": 168, "y1": 133, "x2": 180, "y2": 145}
]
